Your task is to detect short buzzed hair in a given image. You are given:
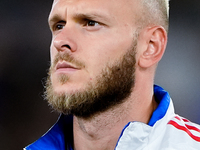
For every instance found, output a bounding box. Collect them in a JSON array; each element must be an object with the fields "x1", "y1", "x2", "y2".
[{"x1": 138, "y1": 0, "x2": 169, "y2": 32}]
